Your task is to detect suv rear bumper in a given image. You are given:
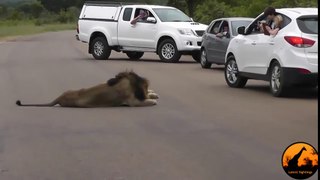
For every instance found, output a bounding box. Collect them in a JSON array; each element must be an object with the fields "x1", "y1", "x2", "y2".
[{"x1": 283, "y1": 68, "x2": 318, "y2": 85}]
